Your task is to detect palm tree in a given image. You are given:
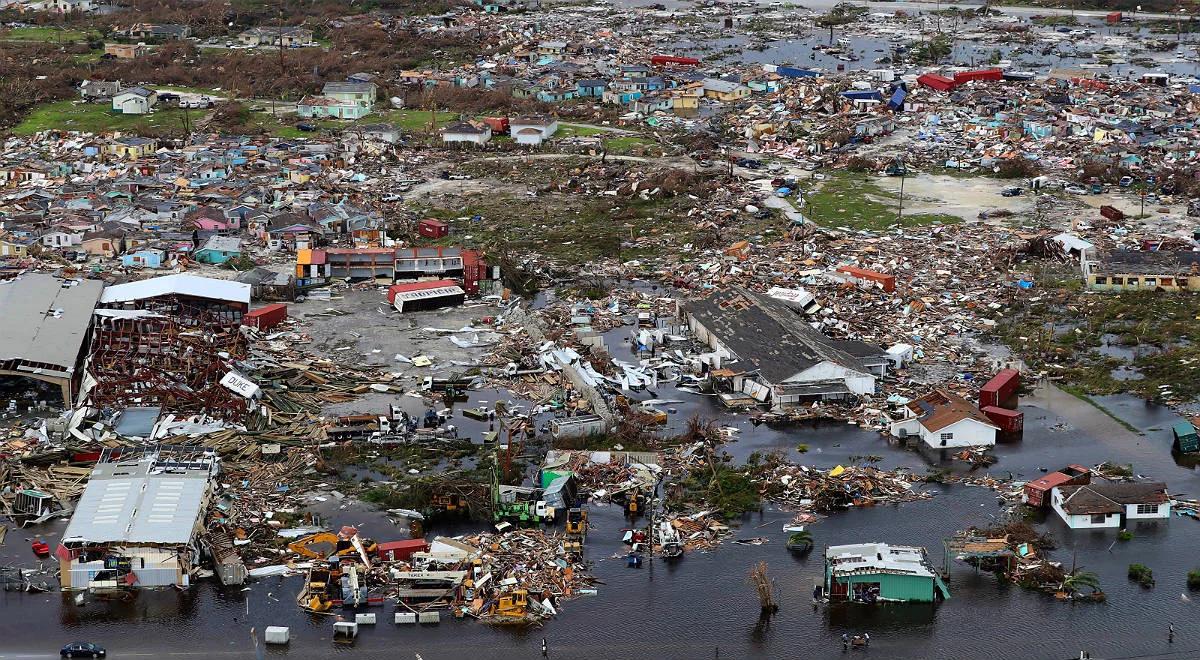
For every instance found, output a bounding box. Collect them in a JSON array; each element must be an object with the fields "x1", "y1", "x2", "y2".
[
  {"x1": 787, "y1": 530, "x2": 814, "y2": 551},
  {"x1": 1062, "y1": 570, "x2": 1102, "y2": 595}
]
